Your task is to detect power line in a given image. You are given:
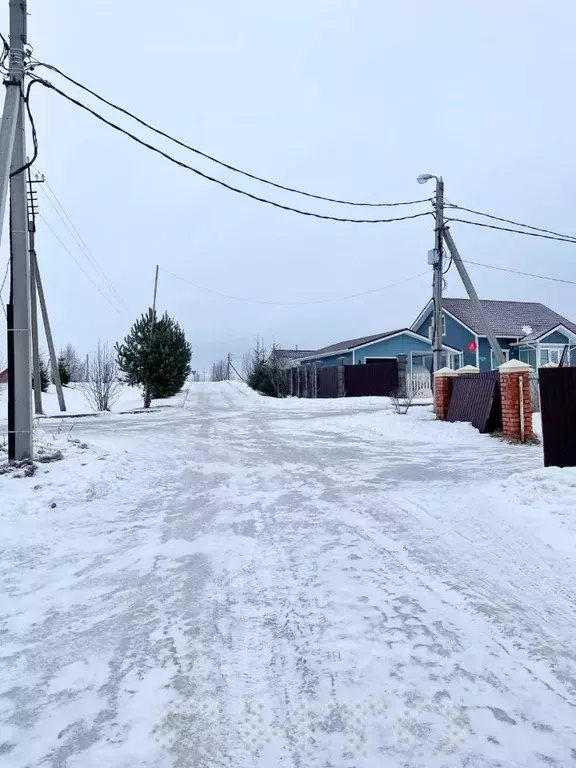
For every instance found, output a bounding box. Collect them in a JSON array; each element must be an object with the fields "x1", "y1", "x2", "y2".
[
  {"x1": 9, "y1": 79, "x2": 39, "y2": 178},
  {"x1": 160, "y1": 266, "x2": 429, "y2": 306},
  {"x1": 29, "y1": 60, "x2": 431, "y2": 210},
  {"x1": 447, "y1": 204, "x2": 576, "y2": 243},
  {"x1": 463, "y1": 259, "x2": 576, "y2": 286},
  {"x1": 32, "y1": 75, "x2": 432, "y2": 226},
  {"x1": 0, "y1": 257, "x2": 9, "y2": 318},
  {"x1": 37, "y1": 212, "x2": 124, "y2": 314},
  {"x1": 446, "y1": 217, "x2": 576, "y2": 244},
  {"x1": 34, "y1": 172, "x2": 126, "y2": 308}
]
